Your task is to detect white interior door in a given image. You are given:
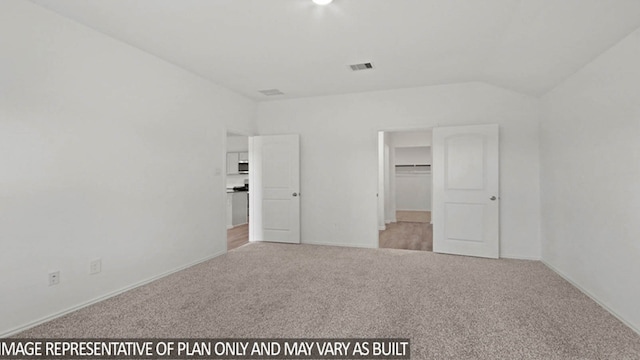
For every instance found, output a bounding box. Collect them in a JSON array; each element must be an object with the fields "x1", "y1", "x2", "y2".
[
  {"x1": 432, "y1": 124, "x2": 499, "y2": 258},
  {"x1": 249, "y1": 134, "x2": 300, "y2": 244}
]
